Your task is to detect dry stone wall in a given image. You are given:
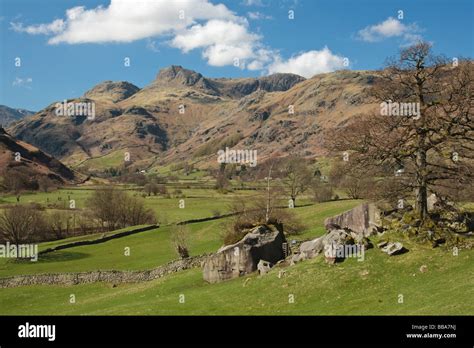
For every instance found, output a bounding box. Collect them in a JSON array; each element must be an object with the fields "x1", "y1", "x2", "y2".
[{"x1": 0, "y1": 255, "x2": 208, "y2": 288}]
